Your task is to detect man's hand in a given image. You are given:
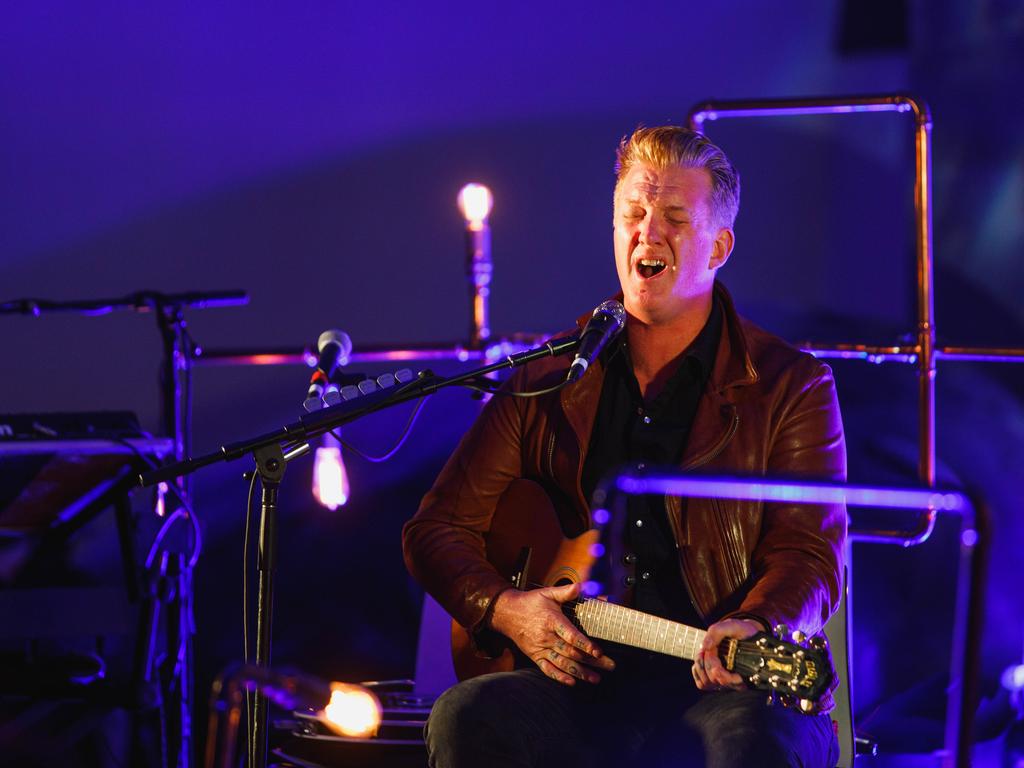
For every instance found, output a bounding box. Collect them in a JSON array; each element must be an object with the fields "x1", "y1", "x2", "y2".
[
  {"x1": 489, "y1": 583, "x2": 615, "y2": 686},
  {"x1": 692, "y1": 617, "x2": 762, "y2": 692}
]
